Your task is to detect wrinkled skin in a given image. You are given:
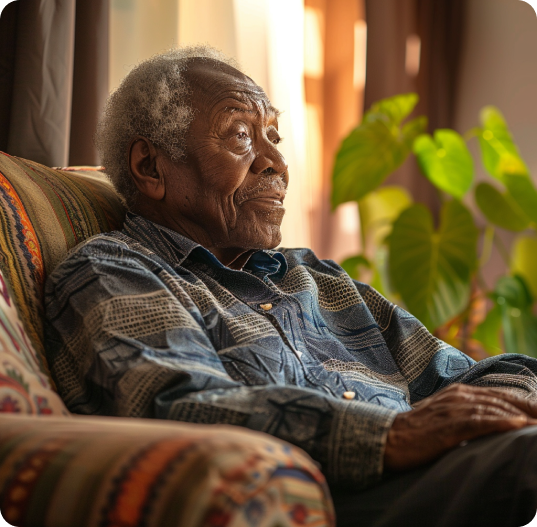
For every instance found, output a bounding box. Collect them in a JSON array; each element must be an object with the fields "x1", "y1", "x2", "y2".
[
  {"x1": 129, "y1": 59, "x2": 288, "y2": 270},
  {"x1": 385, "y1": 384, "x2": 537, "y2": 471},
  {"x1": 127, "y1": 58, "x2": 537, "y2": 472}
]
